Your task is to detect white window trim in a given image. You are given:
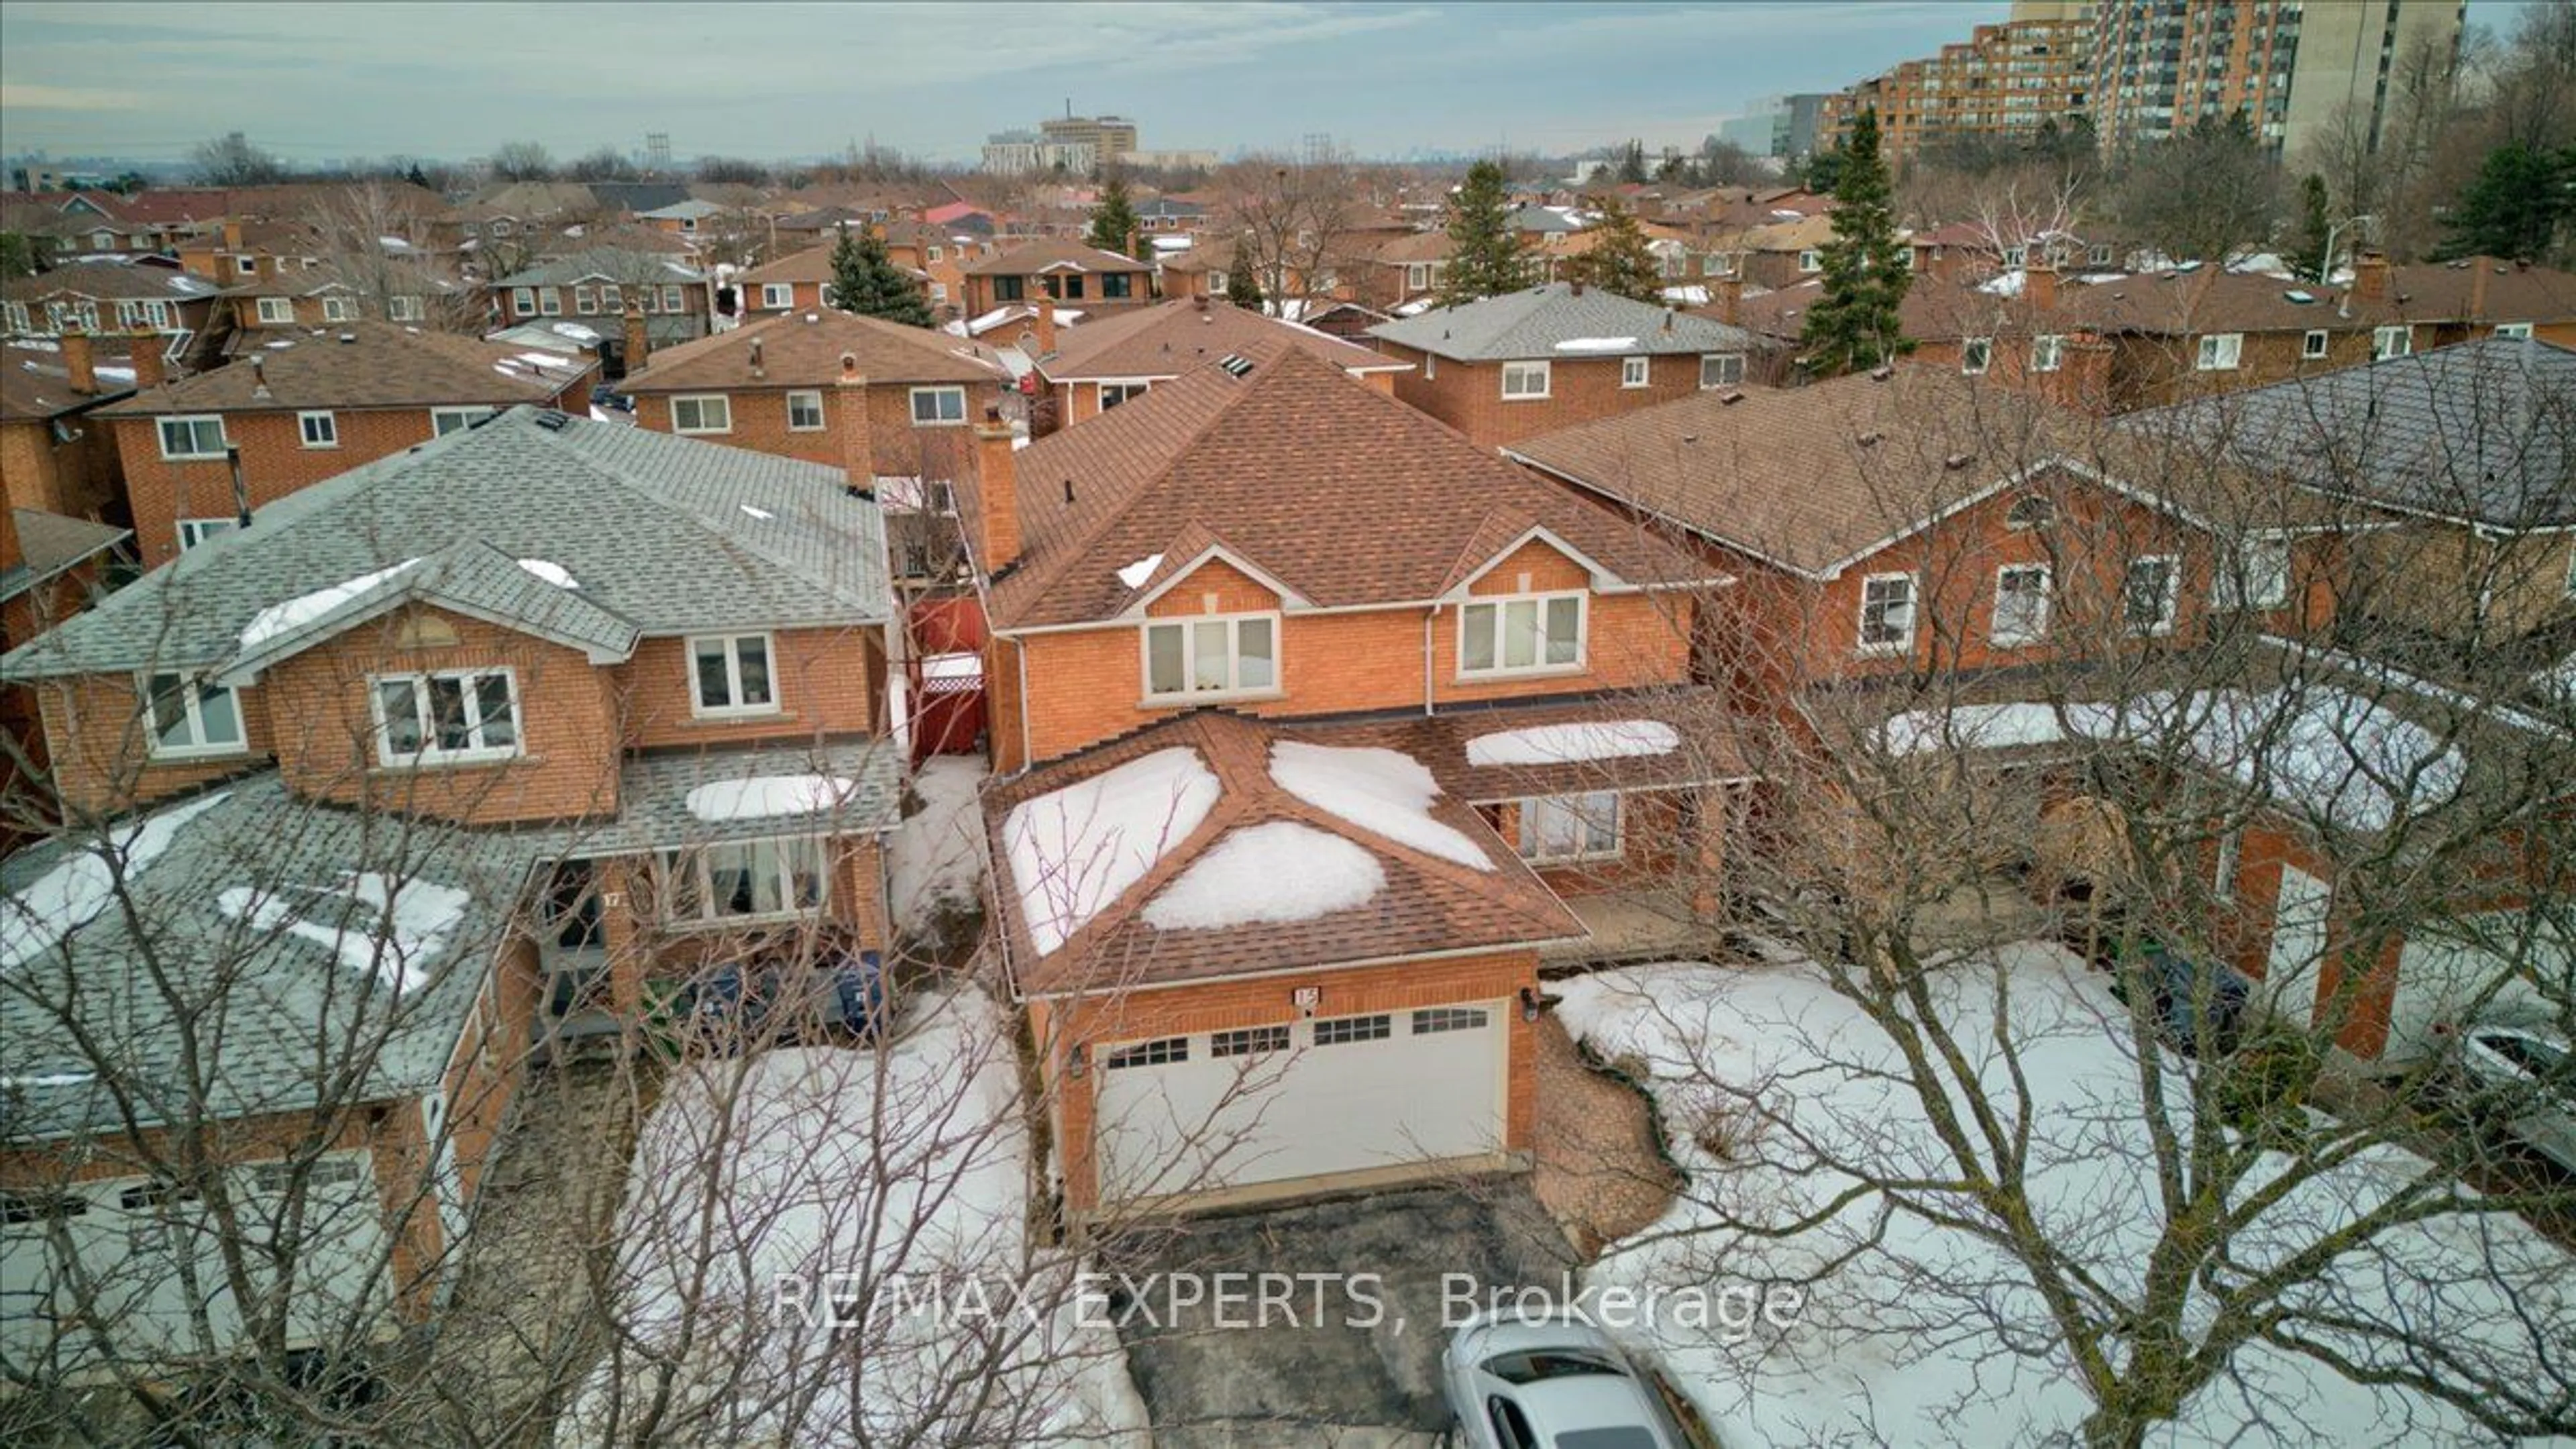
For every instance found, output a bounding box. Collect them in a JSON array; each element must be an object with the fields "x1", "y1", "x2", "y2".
[
  {"x1": 1406, "y1": 262, "x2": 1432, "y2": 291},
  {"x1": 1797, "y1": 249, "x2": 1823, "y2": 273},
  {"x1": 176, "y1": 517, "x2": 237, "y2": 551},
  {"x1": 1517, "y1": 792, "x2": 1623, "y2": 864},
  {"x1": 2495, "y1": 321, "x2": 2533, "y2": 340},
  {"x1": 2125, "y1": 555, "x2": 2182, "y2": 637},
  {"x1": 1620, "y1": 356, "x2": 1650, "y2": 389},
  {"x1": 156, "y1": 415, "x2": 228, "y2": 461},
  {"x1": 688, "y1": 633, "x2": 782, "y2": 718},
  {"x1": 2372, "y1": 324, "x2": 2414, "y2": 360},
  {"x1": 661, "y1": 284, "x2": 686, "y2": 313},
  {"x1": 2216, "y1": 532, "x2": 2293, "y2": 611},
  {"x1": 141, "y1": 674, "x2": 248, "y2": 761},
  {"x1": 2301, "y1": 328, "x2": 2329, "y2": 359},
  {"x1": 369, "y1": 667, "x2": 523, "y2": 768},
  {"x1": 254, "y1": 297, "x2": 294, "y2": 325},
  {"x1": 511, "y1": 287, "x2": 537, "y2": 317},
  {"x1": 1499, "y1": 360, "x2": 1551, "y2": 400},
  {"x1": 2196, "y1": 332, "x2": 2243, "y2": 371},
  {"x1": 297, "y1": 410, "x2": 339, "y2": 449},
  {"x1": 388, "y1": 294, "x2": 423, "y2": 322},
  {"x1": 1857, "y1": 571, "x2": 1917, "y2": 655},
  {"x1": 909, "y1": 385, "x2": 967, "y2": 426},
  {"x1": 234, "y1": 255, "x2": 257, "y2": 276},
  {"x1": 1096, "y1": 380, "x2": 1149, "y2": 411},
  {"x1": 1961, "y1": 337, "x2": 1994, "y2": 376},
  {"x1": 784, "y1": 390, "x2": 826, "y2": 432},
  {"x1": 2213, "y1": 827, "x2": 2241, "y2": 902},
  {"x1": 1991, "y1": 563, "x2": 2052, "y2": 646},
  {"x1": 660, "y1": 835, "x2": 830, "y2": 927},
  {"x1": 759, "y1": 283, "x2": 794, "y2": 309},
  {"x1": 672, "y1": 394, "x2": 733, "y2": 435},
  {"x1": 1456, "y1": 591, "x2": 1588, "y2": 679},
  {"x1": 1699, "y1": 353, "x2": 1743, "y2": 389},
  {"x1": 539, "y1": 288, "x2": 563, "y2": 317},
  {"x1": 1140, "y1": 612, "x2": 1283, "y2": 702},
  {"x1": 430, "y1": 406, "x2": 493, "y2": 437},
  {"x1": 320, "y1": 295, "x2": 356, "y2": 323},
  {"x1": 2031, "y1": 334, "x2": 2065, "y2": 372}
]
